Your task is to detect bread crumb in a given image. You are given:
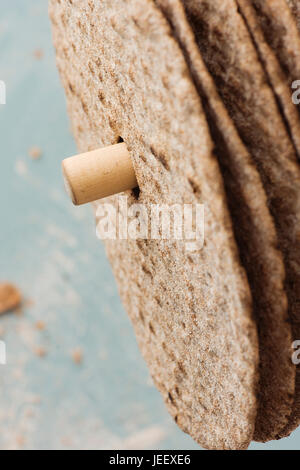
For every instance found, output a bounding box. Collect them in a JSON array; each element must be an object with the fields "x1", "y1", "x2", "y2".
[
  {"x1": 61, "y1": 436, "x2": 72, "y2": 447},
  {"x1": 16, "y1": 435, "x2": 25, "y2": 447},
  {"x1": 31, "y1": 395, "x2": 41, "y2": 405},
  {"x1": 24, "y1": 298, "x2": 35, "y2": 309},
  {"x1": 0, "y1": 283, "x2": 22, "y2": 315},
  {"x1": 34, "y1": 48, "x2": 44, "y2": 60},
  {"x1": 35, "y1": 320, "x2": 46, "y2": 331},
  {"x1": 28, "y1": 146, "x2": 42, "y2": 160},
  {"x1": 34, "y1": 346, "x2": 47, "y2": 358},
  {"x1": 15, "y1": 159, "x2": 27, "y2": 175},
  {"x1": 71, "y1": 348, "x2": 83, "y2": 364},
  {"x1": 25, "y1": 408, "x2": 35, "y2": 418}
]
